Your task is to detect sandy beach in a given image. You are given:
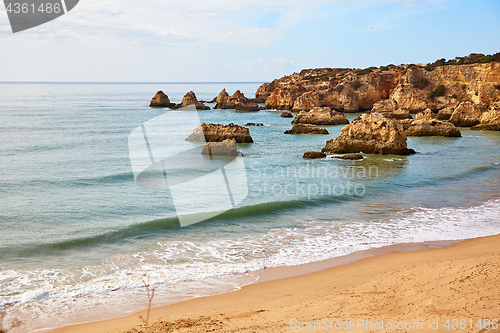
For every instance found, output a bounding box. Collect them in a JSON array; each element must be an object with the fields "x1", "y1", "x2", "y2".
[{"x1": 51, "y1": 234, "x2": 500, "y2": 333}]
